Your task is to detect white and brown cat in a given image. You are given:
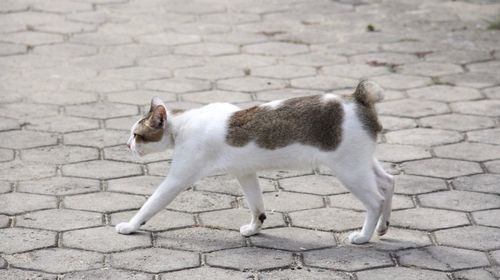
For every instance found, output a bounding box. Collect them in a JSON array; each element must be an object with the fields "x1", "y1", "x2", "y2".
[{"x1": 116, "y1": 80, "x2": 394, "y2": 244}]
